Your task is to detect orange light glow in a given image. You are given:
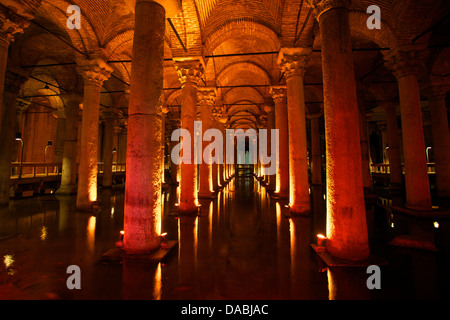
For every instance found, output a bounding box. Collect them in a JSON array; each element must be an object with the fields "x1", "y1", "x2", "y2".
[{"x1": 120, "y1": 230, "x2": 125, "y2": 235}]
